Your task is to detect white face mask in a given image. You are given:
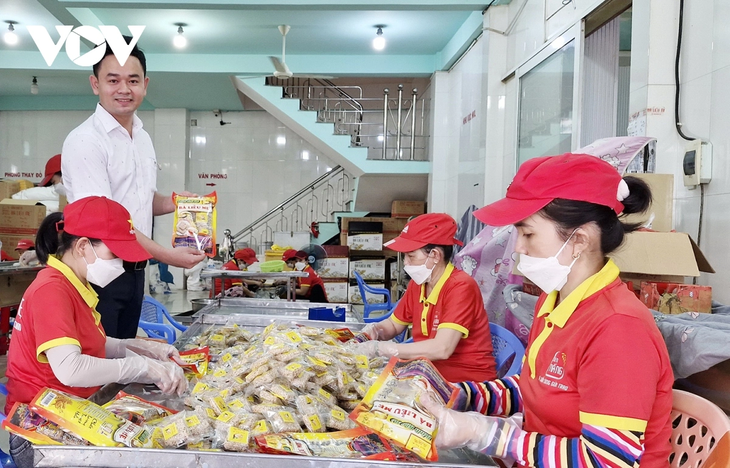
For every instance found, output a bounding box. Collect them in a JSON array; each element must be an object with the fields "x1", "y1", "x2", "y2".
[
  {"x1": 517, "y1": 230, "x2": 579, "y2": 293},
  {"x1": 404, "y1": 251, "x2": 435, "y2": 285},
  {"x1": 294, "y1": 262, "x2": 306, "y2": 271},
  {"x1": 84, "y1": 244, "x2": 125, "y2": 288}
]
